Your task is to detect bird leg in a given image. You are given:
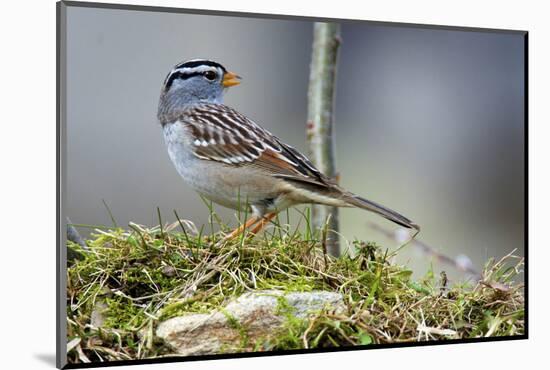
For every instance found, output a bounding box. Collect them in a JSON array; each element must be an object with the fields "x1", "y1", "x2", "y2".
[
  {"x1": 217, "y1": 212, "x2": 277, "y2": 247},
  {"x1": 248, "y1": 212, "x2": 277, "y2": 235},
  {"x1": 219, "y1": 215, "x2": 261, "y2": 243}
]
